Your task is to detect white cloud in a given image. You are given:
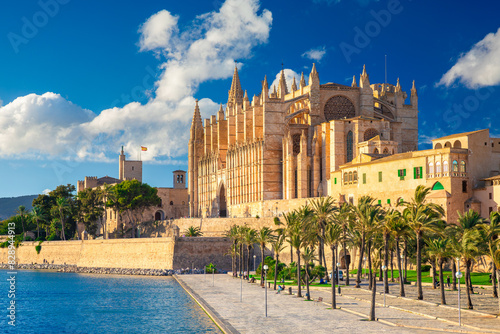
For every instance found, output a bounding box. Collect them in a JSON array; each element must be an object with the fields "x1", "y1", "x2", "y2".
[
  {"x1": 0, "y1": 0, "x2": 272, "y2": 162},
  {"x1": 302, "y1": 46, "x2": 326, "y2": 62},
  {"x1": 42, "y1": 189, "x2": 51, "y2": 195},
  {"x1": 438, "y1": 27, "x2": 500, "y2": 88},
  {"x1": 0, "y1": 93, "x2": 94, "y2": 158},
  {"x1": 270, "y1": 69, "x2": 301, "y2": 93},
  {"x1": 138, "y1": 10, "x2": 179, "y2": 52}
]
